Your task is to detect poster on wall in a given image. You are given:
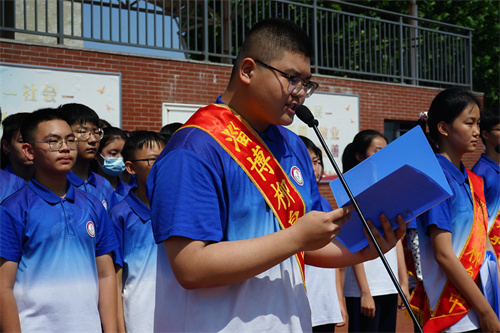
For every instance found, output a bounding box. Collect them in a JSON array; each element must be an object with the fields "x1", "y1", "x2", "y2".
[
  {"x1": 0, "y1": 63, "x2": 121, "y2": 135},
  {"x1": 163, "y1": 91, "x2": 359, "y2": 182},
  {"x1": 286, "y1": 92, "x2": 360, "y2": 181}
]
